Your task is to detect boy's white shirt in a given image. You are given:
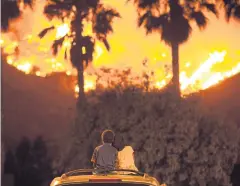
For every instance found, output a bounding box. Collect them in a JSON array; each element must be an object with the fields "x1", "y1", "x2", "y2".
[{"x1": 117, "y1": 146, "x2": 138, "y2": 171}]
